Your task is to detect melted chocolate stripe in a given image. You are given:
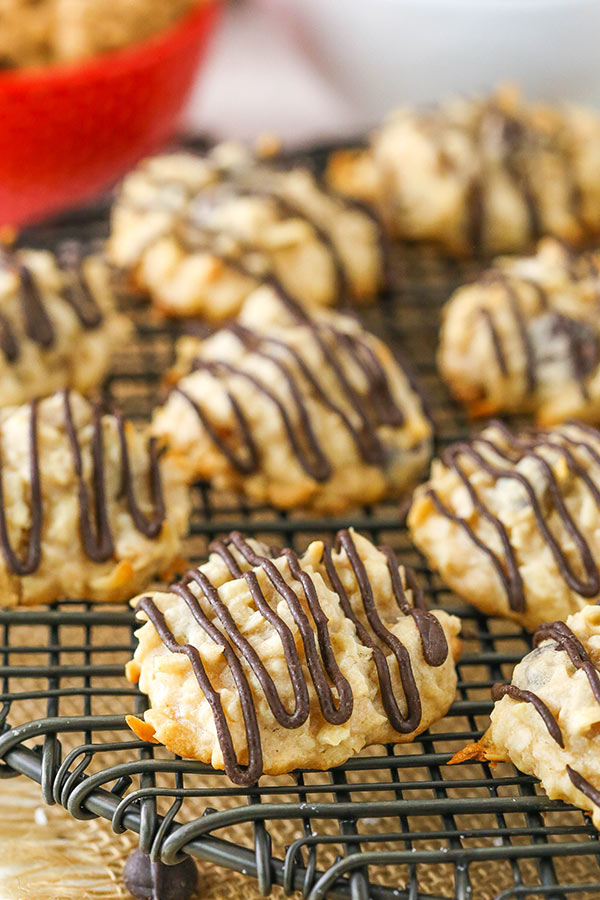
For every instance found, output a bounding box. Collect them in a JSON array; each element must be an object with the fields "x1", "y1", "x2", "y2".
[
  {"x1": 462, "y1": 437, "x2": 600, "y2": 597},
  {"x1": 0, "y1": 400, "x2": 42, "y2": 575},
  {"x1": 18, "y1": 265, "x2": 55, "y2": 349},
  {"x1": 115, "y1": 412, "x2": 165, "y2": 539},
  {"x1": 180, "y1": 305, "x2": 405, "y2": 478},
  {"x1": 491, "y1": 682, "x2": 564, "y2": 747},
  {"x1": 227, "y1": 323, "x2": 391, "y2": 465},
  {"x1": 137, "y1": 594, "x2": 262, "y2": 787},
  {"x1": 191, "y1": 359, "x2": 332, "y2": 482},
  {"x1": 432, "y1": 425, "x2": 600, "y2": 612},
  {"x1": 0, "y1": 391, "x2": 166, "y2": 577},
  {"x1": 379, "y1": 545, "x2": 448, "y2": 667},
  {"x1": 228, "y1": 532, "x2": 353, "y2": 724},
  {"x1": 334, "y1": 530, "x2": 424, "y2": 733},
  {"x1": 175, "y1": 381, "x2": 258, "y2": 475},
  {"x1": 497, "y1": 275, "x2": 537, "y2": 393},
  {"x1": 534, "y1": 621, "x2": 600, "y2": 704},
  {"x1": 142, "y1": 160, "x2": 358, "y2": 306},
  {"x1": 283, "y1": 548, "x2": 354, "y2": 721},
  {"x1": 62, "y1": 270, "x2": 103, "y2": 329},
  {"x1": 64, "y1": 392, "x2": 114, "y2": 562},
  {"x1": 185, "y1": 566, "x2": 308, "y2": 727},
  {"x1": 478, "y1": 268, "x2": 597, "y2": 401},
  {"x1": 567, "y1": 766, "x2": 600, "y2": 808},
  {"x1": 230, "y1": 186, "x2": 349, "y2": 301},
  {"x1": 0, "y1": 251, "x2": 104, "y2": 363},
  {"x1": 0, "y1": 313, "x2": 18, "y2": 363},
  {"x1": 480, "y1": 308, "x2": 508, "y2": 376},
  {"x1": 142, "y1": 530, "x2": 448, "y2": 782}
]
